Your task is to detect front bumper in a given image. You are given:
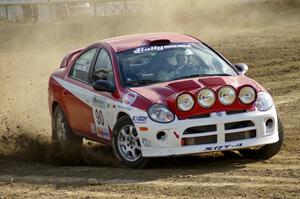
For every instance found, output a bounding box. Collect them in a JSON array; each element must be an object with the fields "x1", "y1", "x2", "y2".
[{"x1": 133, "y1": 106, "x2": 279, "y2": 157}]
